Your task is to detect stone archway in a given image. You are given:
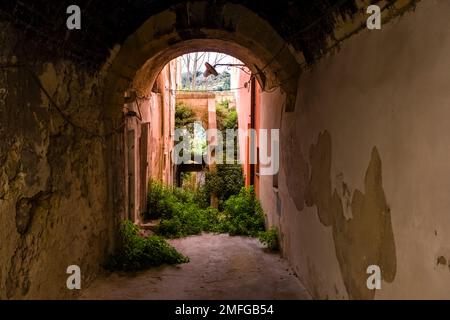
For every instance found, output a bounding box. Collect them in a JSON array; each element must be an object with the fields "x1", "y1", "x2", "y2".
[
  {"x1": 103, "y1": 2, "x2": 301, "y2": 119},
  {"x1": 102, "y1": 1, "x2": 301, "y2": 220}
]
